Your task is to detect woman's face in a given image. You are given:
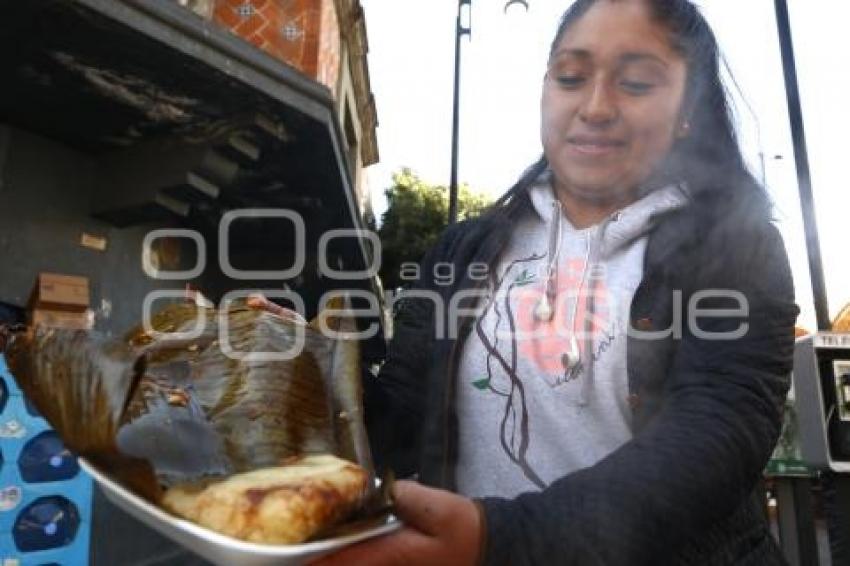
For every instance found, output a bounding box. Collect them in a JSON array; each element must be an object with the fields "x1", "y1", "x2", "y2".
[{"x1": 541, "y1": 0, "x2": 688, "y2": 204}]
